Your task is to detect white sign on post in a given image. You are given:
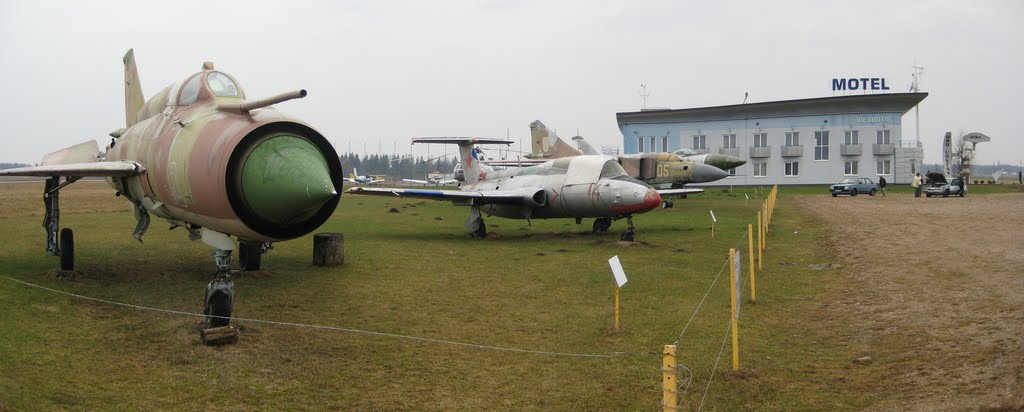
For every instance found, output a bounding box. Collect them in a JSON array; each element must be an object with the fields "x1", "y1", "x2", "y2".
[
  {"x1": 608, "y1": 255, "x2": 628, "y2": 288},
  {"x1": 709, "y1": 210, "x2": 717, "y2": 223},
  {"x1": 744, "y1": 193, "x2": 749, "y2": 200}
]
